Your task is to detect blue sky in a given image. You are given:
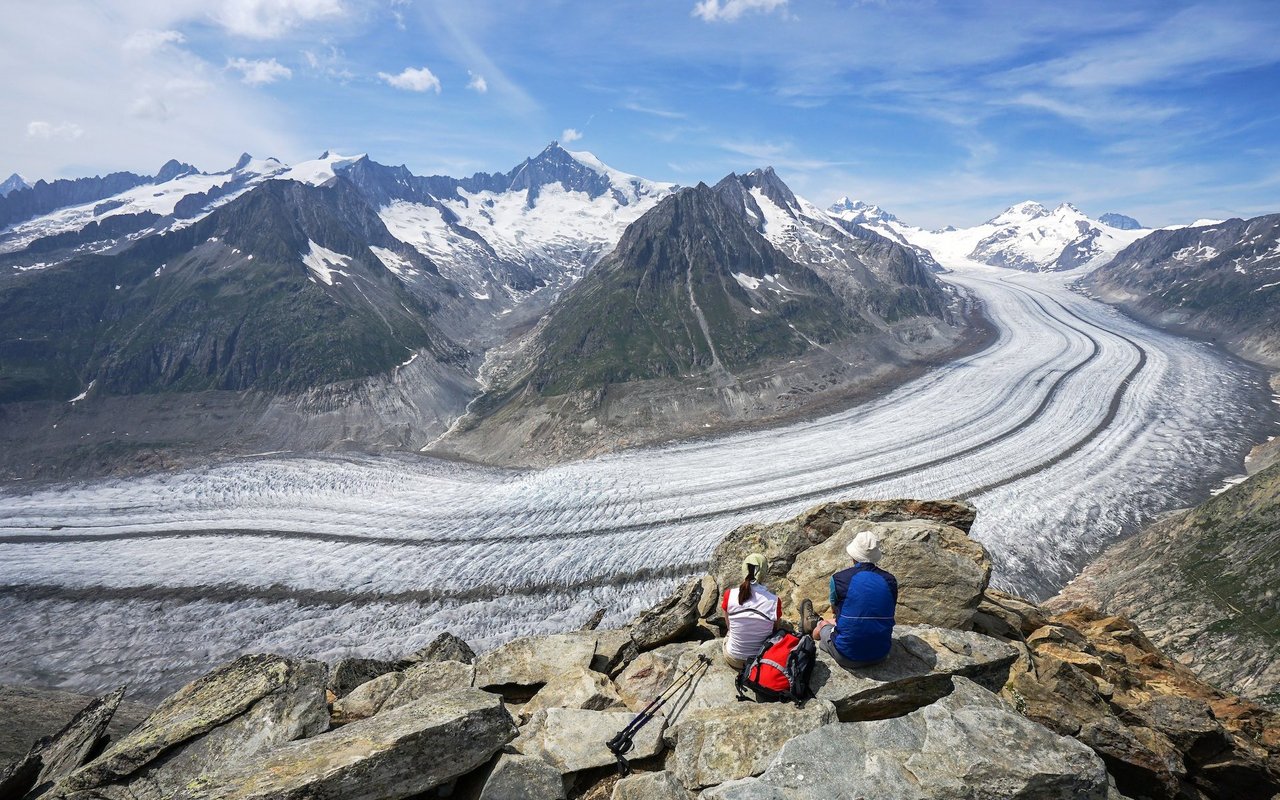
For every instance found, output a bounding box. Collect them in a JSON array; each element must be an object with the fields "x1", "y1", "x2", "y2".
[{"x1": 3, "y1": 0, "x2": 1279, "y2": 228}]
